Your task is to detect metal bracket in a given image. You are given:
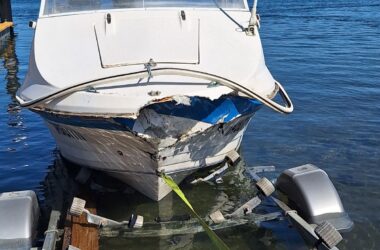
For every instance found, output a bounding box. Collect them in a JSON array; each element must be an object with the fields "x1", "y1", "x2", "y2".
[
  {"x1": 245, "y1": 25, "x2": 256, "y2": 36},
  {"x1": 42, "y1": 210, "x2": 61, "y2": 250},
  {"x1": 246, "y1": 0, "x2": 260, "y2": 36},
  {"x1": 190, "y1": 163, "x2": 229, "y2": 184},
  {"x1": 28, "y1": 20, "x2": 37, "y2": 29},
  {"x1": 245, "y1": 14, "x2": 261, "y2": 36},
  {"x1": 86, "y1": 86, "x2": 98, "y2": 93},
  {"x1": 144, "y1": 59, "x2": 157, "y2": 83},
  {"x1": 70, "y1": 197, "x2": 143, "y2": 228},
  {"x1": 228, "y1": 196, "x2": 262, "y2": 218}
]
